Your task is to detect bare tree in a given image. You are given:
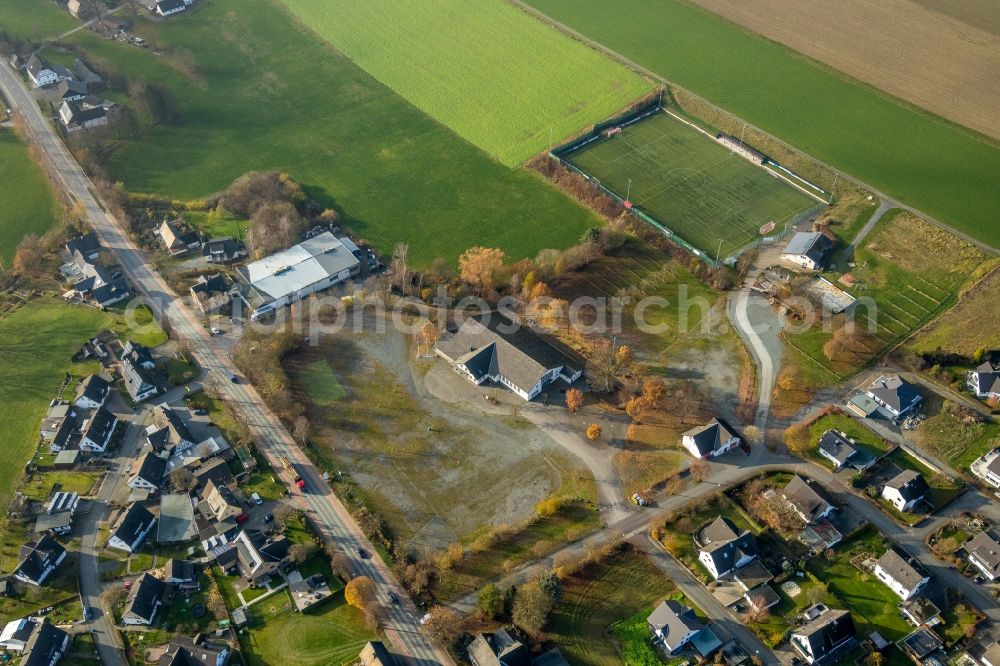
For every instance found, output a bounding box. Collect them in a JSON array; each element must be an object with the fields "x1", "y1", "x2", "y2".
[
  {"x1": 272, "y1": 504, "x2": 297, "y2": 532},
  {"x1": 293, "y1": 415, "x2": 310, "y2": 444},
  {"x1": 170, "y1": 468, "x2": 196, "y2": 492},
  {"x1": 390, "y1": 243, "x2": 410, "y2": 294}
]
